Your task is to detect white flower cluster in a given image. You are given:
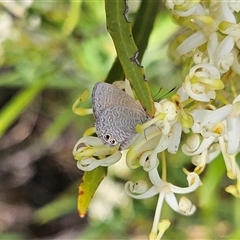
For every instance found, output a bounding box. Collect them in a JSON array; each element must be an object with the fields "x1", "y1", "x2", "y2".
[
  {"x1": 165, "y1": 0, "x2": 240, "y2": 198},
  {"x1": 73, "y1": 1, "x2": 240, "y2": 239},
  {"x1": 73, "y1": 81, "x2": 202, "y2": 239}
]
